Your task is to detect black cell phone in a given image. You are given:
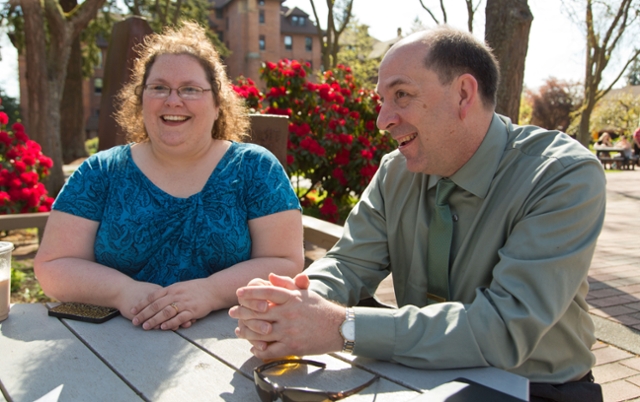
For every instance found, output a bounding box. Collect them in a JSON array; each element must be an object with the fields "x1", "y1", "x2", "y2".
[
  {"x1": 409, "y1": 377, "x2": 526, "y2": 402},
  {"x1": 48, "y1": 302, "x2": 120, "y2": 324}
]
